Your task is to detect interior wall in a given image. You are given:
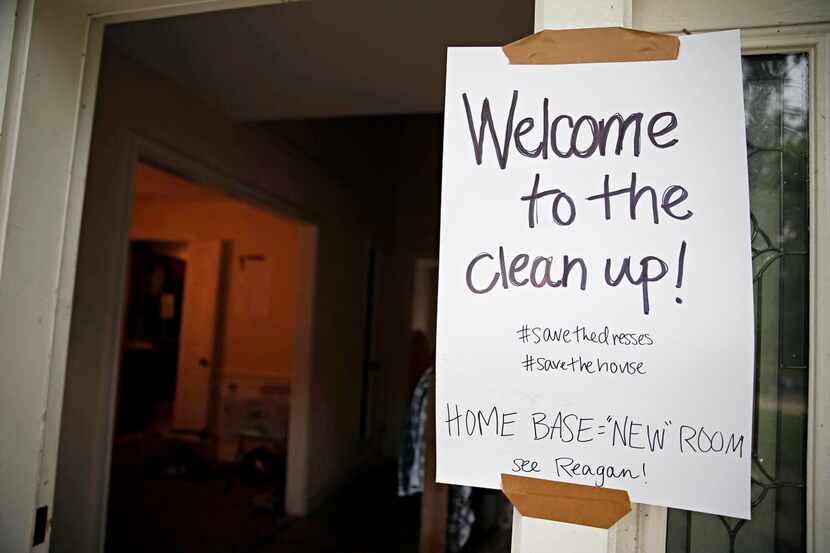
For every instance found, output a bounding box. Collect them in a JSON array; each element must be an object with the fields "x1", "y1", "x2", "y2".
[
  {"x1": 53, "y1": 45, "x2": 396, "y2": 552},
  {"x1": 263, "y1": 113, "x2": 446, "y2": 464},
  {"x1": 378, "y1": 115, "x2": 444, "y2": 458},
  {"x1": 265, "y1": 114, "x2": 444, "y2": 463},
  {"x1": 131, "y1": 162, "x2": 301, "y2": 382}
]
